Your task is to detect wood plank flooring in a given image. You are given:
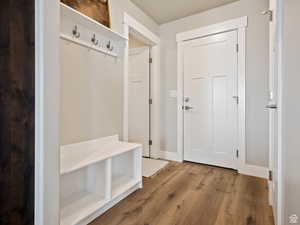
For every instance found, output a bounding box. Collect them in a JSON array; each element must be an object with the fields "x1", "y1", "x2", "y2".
[{"x1": 90, "y1": 162, "x2": 274, "y2": 225}]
